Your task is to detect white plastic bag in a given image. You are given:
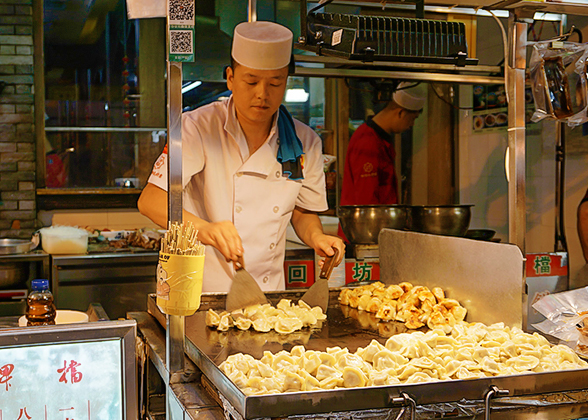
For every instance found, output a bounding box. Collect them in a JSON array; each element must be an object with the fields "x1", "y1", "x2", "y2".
[{"x1": 532, "y1": 287, "x2": 588, "y2": 357}]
